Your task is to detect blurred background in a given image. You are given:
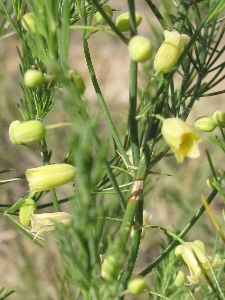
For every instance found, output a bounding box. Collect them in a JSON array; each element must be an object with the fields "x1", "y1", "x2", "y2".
[{"x1": 0, "y1": 1, "x2": 225, "y2": 299}]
